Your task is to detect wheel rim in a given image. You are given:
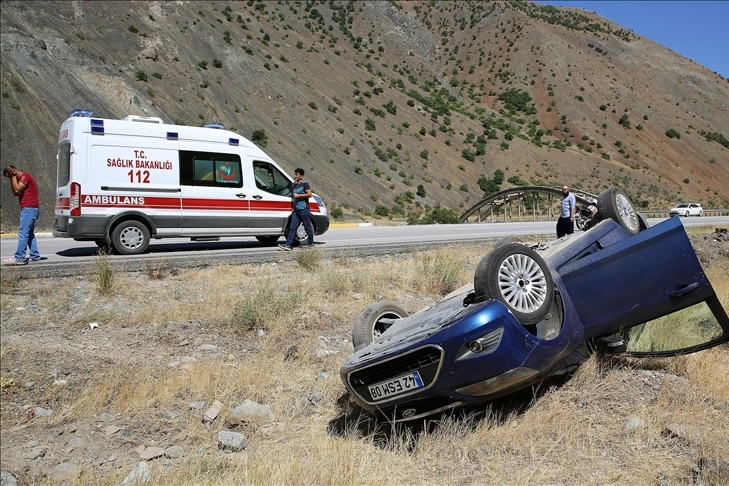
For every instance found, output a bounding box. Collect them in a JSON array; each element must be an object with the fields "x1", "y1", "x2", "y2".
[
  {"x1": 296, "y1": 225, "x2": 308, "y2": 242},
  {"x1": 615, "y1": 193, "x2": 639, "y2": 232},
  {"x1": 497, "y1": 253, "x2": 548, "y2": 313},
  {"x1": 120, "y1": 227, "x2": 144, "y2": 250}
]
